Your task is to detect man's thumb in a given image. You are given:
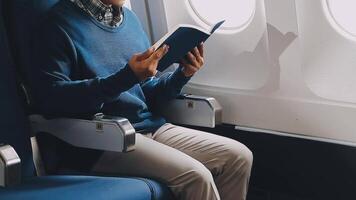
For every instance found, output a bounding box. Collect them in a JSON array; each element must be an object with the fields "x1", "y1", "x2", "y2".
[{"x1": 136, "y1": 47, "x2": 155, "y2": 61}]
